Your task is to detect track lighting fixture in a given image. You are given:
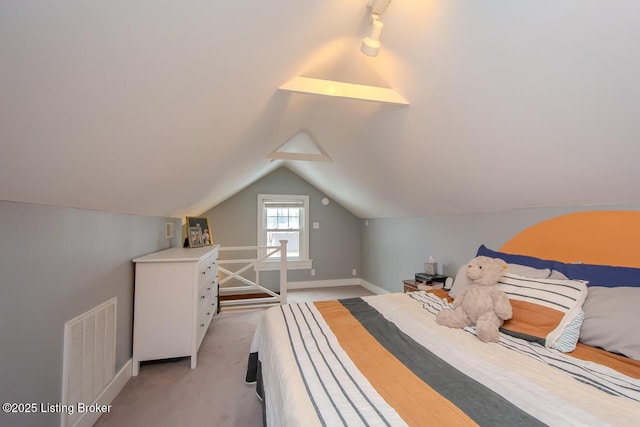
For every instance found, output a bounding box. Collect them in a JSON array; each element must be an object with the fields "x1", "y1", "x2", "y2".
[
  {"x1": 361, "y1": 14, "x2": 384, "y2": 57},
  {"x1": 360, "y1": 0, "x2": 393, "y2": 57}
]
